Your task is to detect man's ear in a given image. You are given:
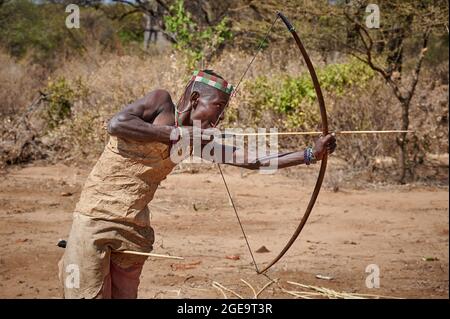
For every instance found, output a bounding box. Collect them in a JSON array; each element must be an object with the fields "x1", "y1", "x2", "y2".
[{"x1": 190, "y1": 91, "x2": 200, "y2": 109}]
